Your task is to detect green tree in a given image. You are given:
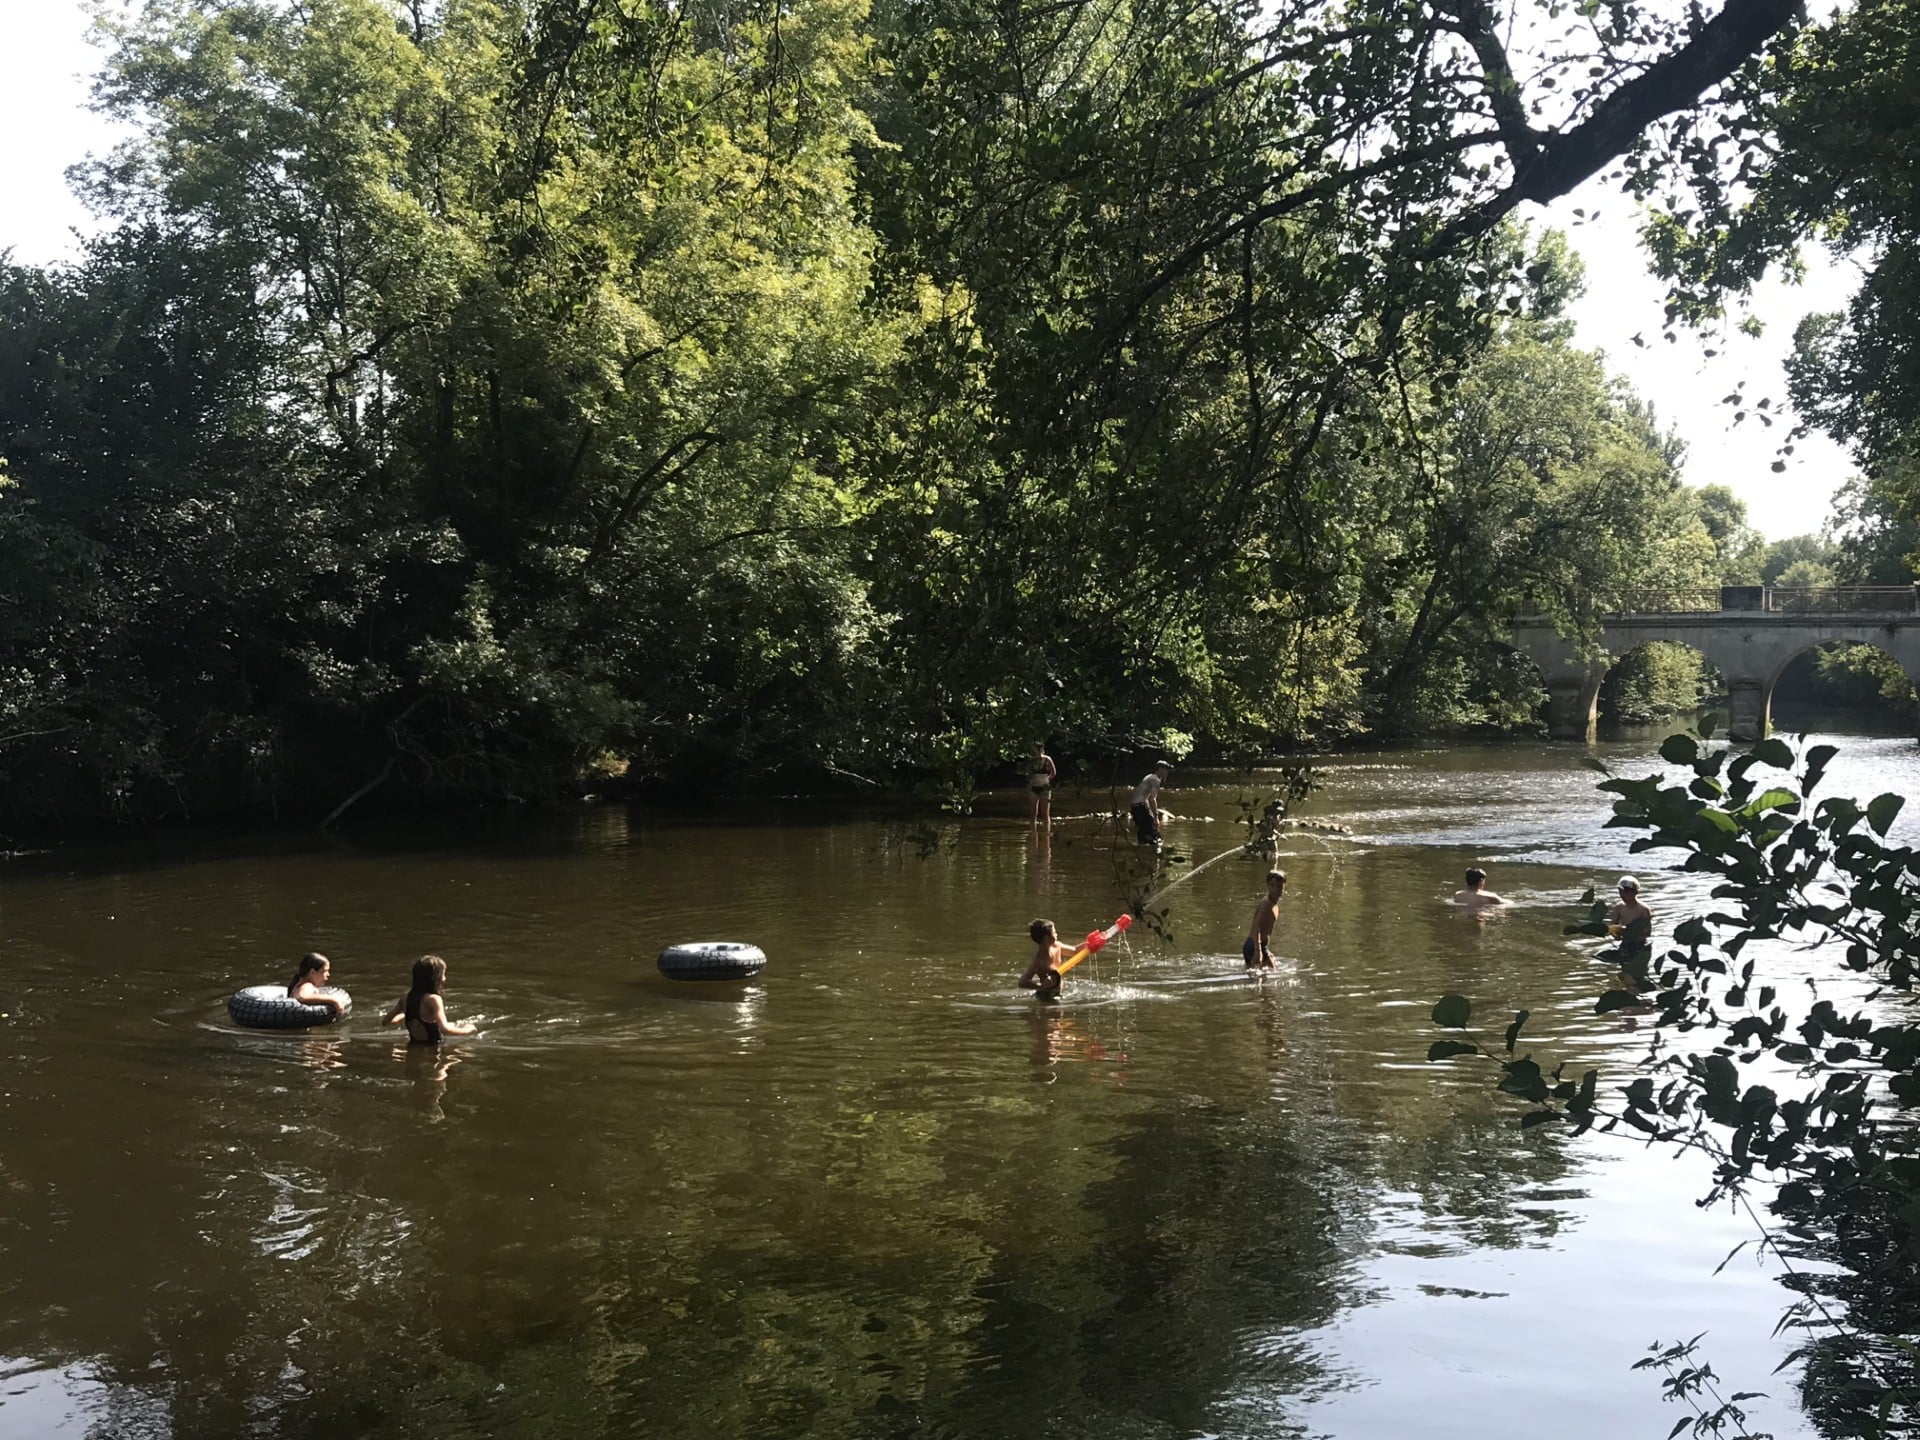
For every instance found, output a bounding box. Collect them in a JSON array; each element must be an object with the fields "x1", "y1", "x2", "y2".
[
  {"x1": 1359, "y1": 327, "x2": 1710, "y2": 733},
  {"x1": 1691, "y1": 484, "x2": 1766, "y2": 585},
  {"x1": 1832, "y1": 461, "x2": 1920, "y2": 587},
  {"x1": 1635, "y1": 0, "x2": 1920, "y2": 478},
  {"x1": 2, "y1": 0, "x2": 913, "y2": 824}
]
